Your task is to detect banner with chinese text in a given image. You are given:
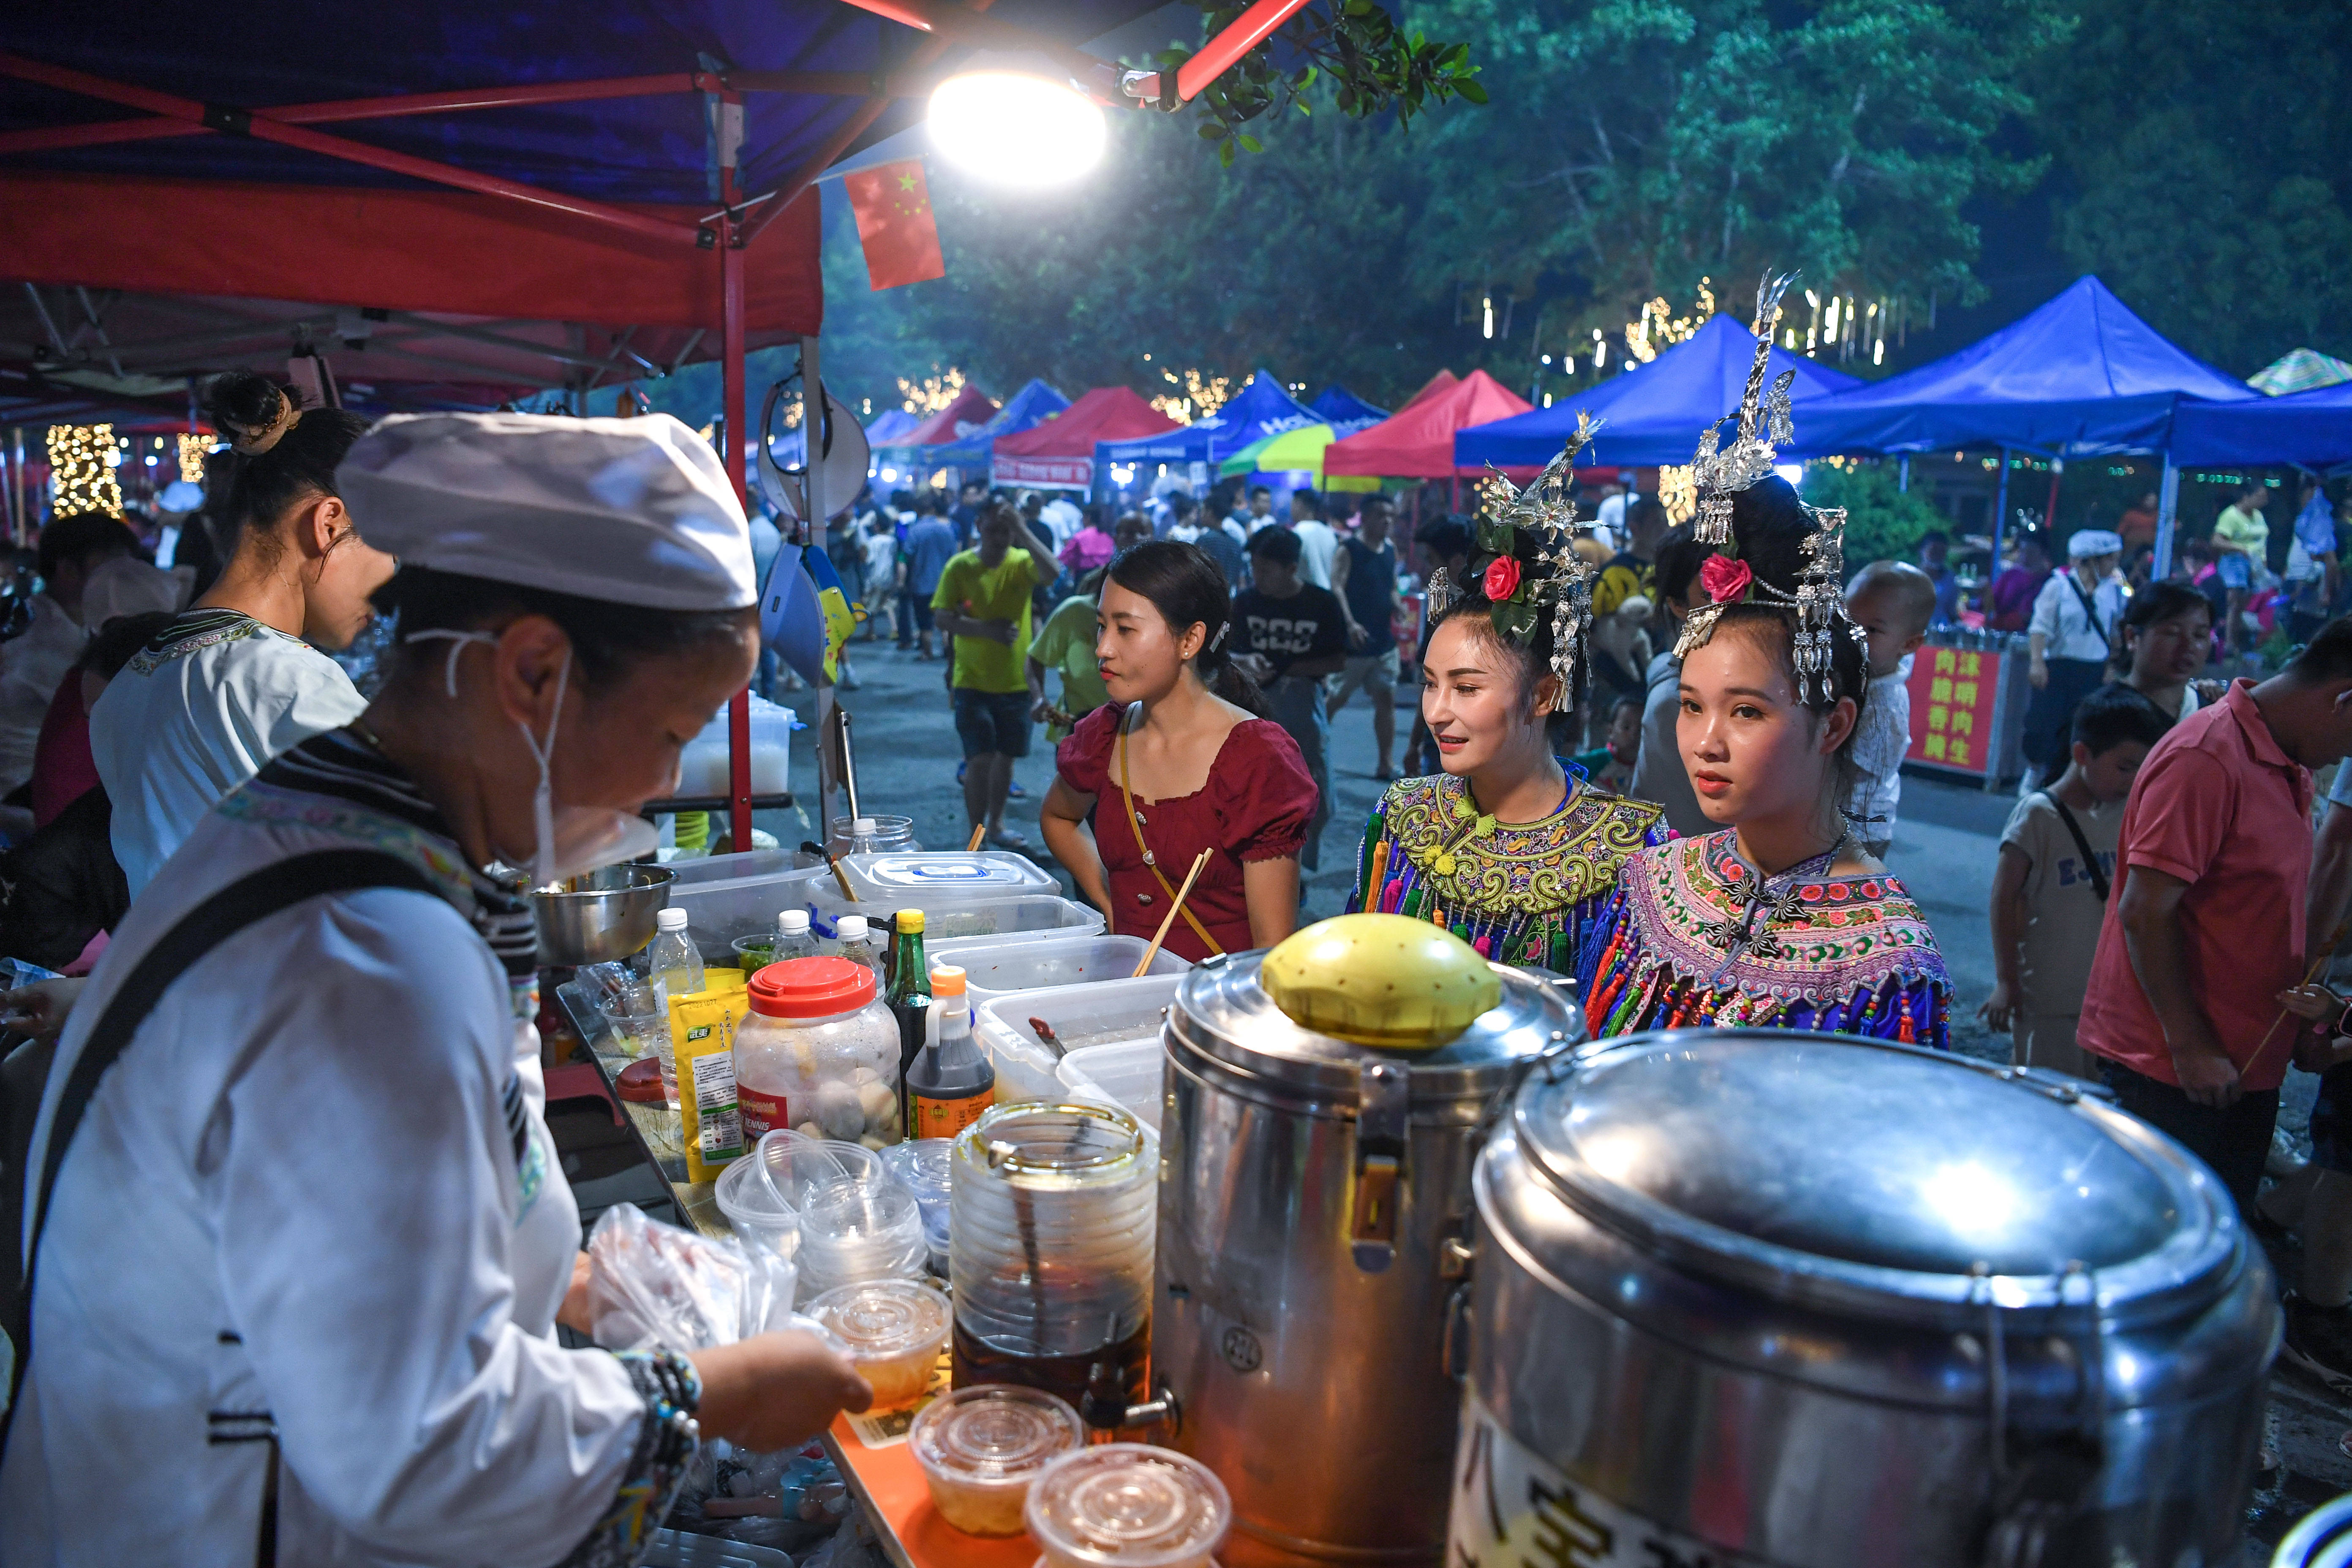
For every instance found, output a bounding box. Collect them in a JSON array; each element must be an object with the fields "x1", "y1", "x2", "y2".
[{"x1": 1906, "y1": 645, "x2": 2001, "y2": 777}]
